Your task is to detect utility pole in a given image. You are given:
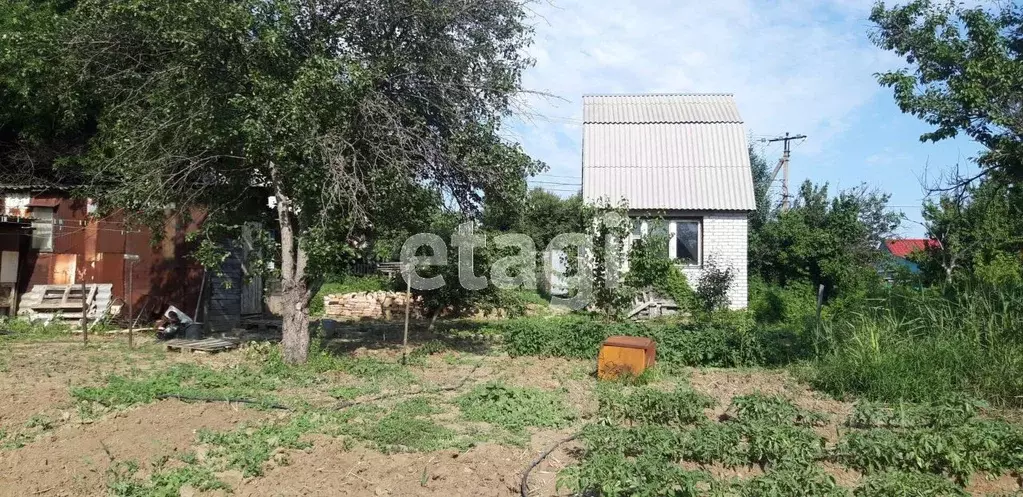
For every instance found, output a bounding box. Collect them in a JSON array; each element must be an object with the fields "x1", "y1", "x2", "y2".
[{"x1": 763, "y1": 132, "x2": 807, "y2": 211}]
